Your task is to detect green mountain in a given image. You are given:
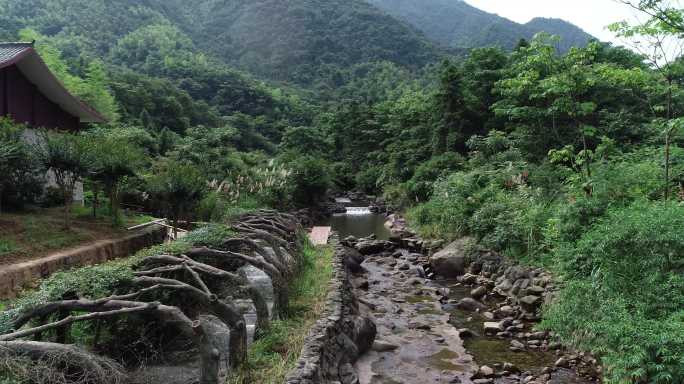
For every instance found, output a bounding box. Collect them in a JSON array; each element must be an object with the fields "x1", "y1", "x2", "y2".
[
  {"x1": 0, "y1": 0, "x2": 441, "y2": 87},
  {"x1": 366, "y1": 0, "x2": 594, "y2": 51},
  {"x1": 145, "y1": 0, "x2": 442, "y2": 85}
]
